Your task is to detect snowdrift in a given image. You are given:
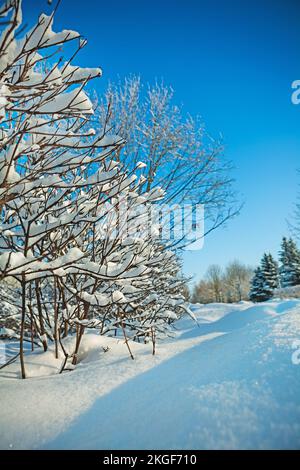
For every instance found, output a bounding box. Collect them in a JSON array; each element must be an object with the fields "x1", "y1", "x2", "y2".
[{"x1": 1, "y1": 299, "x2": 300, "y2": 449}]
